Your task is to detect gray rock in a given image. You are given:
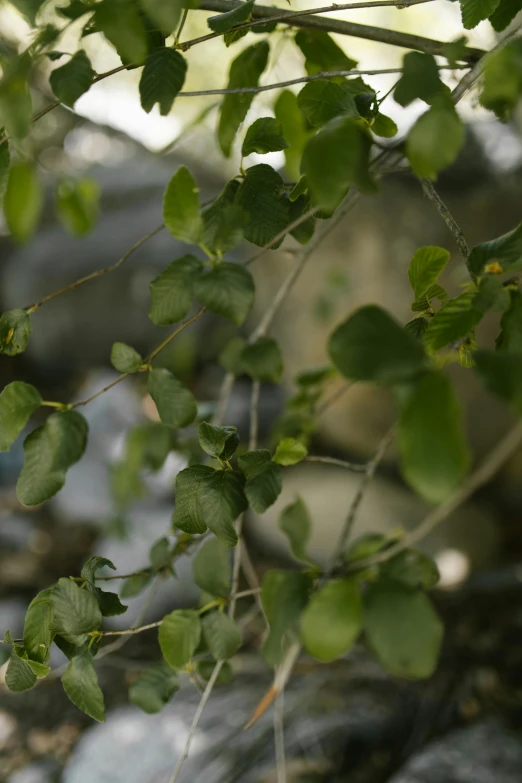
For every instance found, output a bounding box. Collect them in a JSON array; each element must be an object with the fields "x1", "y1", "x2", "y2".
[
  {"x1": 389, "y1": 720, "x2": 522, "y2": 783},
  {"x1": 63, "y1": 667, "x2": 402, "y2": 783},
  {"x1": 8, "y1": 762, "x2": 56, "y2": 783}
]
